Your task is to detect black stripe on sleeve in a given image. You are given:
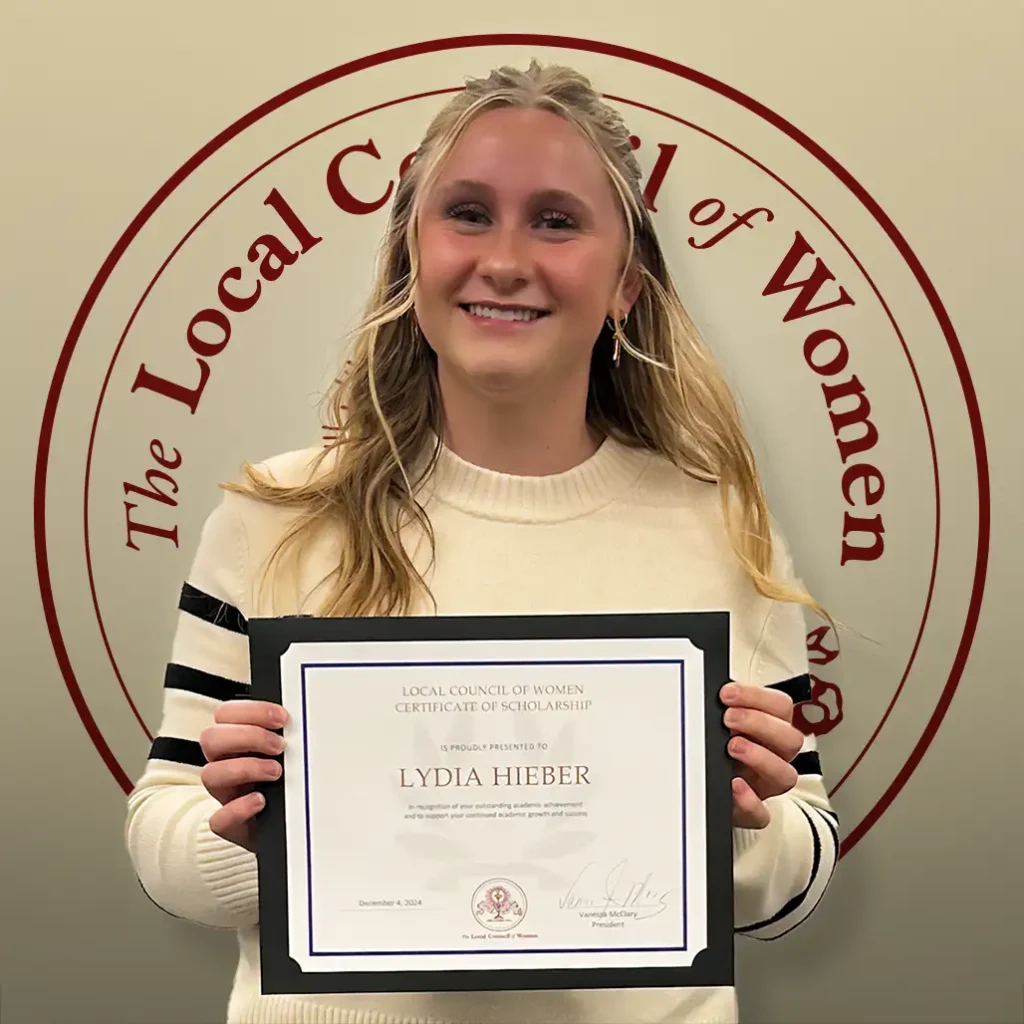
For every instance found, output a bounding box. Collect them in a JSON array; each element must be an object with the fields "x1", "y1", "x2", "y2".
[
  {"x1": 736, "y1": 802, "x2": 822, "y2": 935},
  {"x1": 818, "y1": 805, "x2": 839, "y2": 825},
  {"x1": 812, "y1": 805, "x2": 840, "y2": 847},
  {"x1": 136, "y1": 877, "x2": 189, "y2": 922},
  {"x1": 769, "y1": 812, "x2": 840, "y2": 942},
  {"x1": 164, "y1": 662, "x2": 247, "y2": 702},
  {"x1": 792, "y1": 751, "x2": 823, "y2": 776},
  {"x1": 148, "y1": 736, "x2": 206, "y2": 767},
  {"x1": 768, "y1": 673, "x2": 812, "y2": 704},
  {"x1": 179, "y1": 582, "x2": 247, "y2": 635}
]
